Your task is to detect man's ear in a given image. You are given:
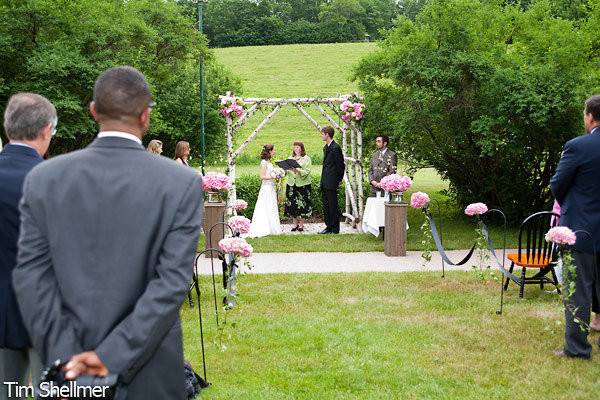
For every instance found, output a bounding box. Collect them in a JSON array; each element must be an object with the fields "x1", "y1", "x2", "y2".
[
  {"x1": 140, "y1": 108, "x2": 150, "y2": 127},
  {"x1": 41, "y1": 122, "x2": 53, "y2": 141},
  {"x1": 89, "y1": 102, "x2": 98, "y2": 120}
]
